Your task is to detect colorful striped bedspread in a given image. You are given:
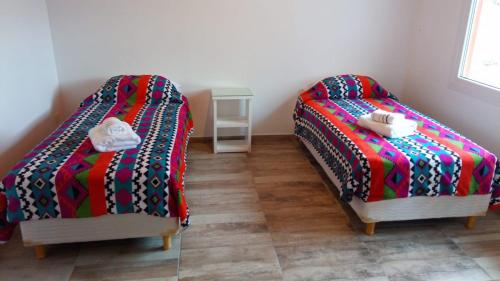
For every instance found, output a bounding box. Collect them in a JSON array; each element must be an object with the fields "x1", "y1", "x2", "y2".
[
  {"x1": 0, "y1": 75, "x2": 194, "y2": 242},
  {"x1": 294, "y1": 74, "x2": 500, "y2": 209}
]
